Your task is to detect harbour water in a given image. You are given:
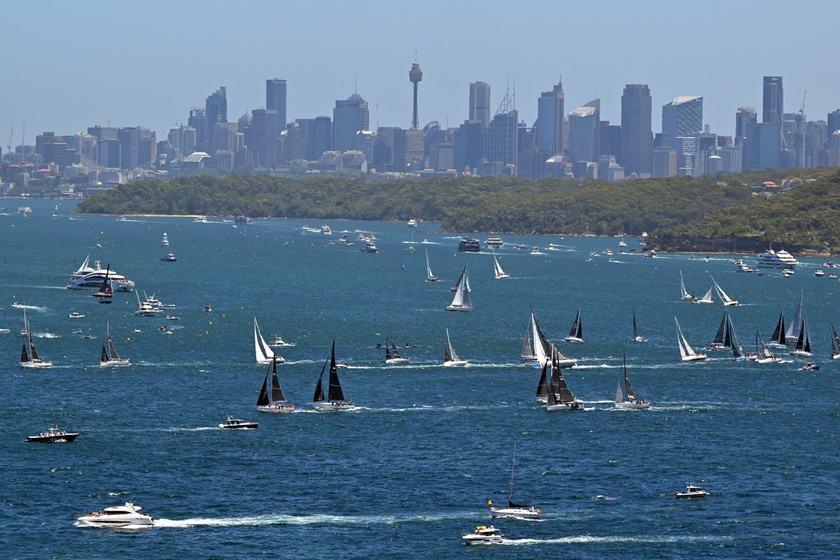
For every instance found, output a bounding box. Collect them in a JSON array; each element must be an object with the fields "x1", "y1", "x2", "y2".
[{"x1": 1, "y1": 200, "x2": 838, "y2": 559}]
